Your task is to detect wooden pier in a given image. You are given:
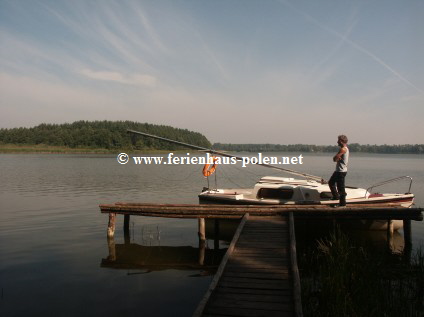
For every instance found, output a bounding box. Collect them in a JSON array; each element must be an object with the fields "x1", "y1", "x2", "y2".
[
  {"x1": 99, "y1": 203, "x2": 423, "y2": 238},
  {"x1": 193, "y1": 213, "x2": 302, "y2": 317},
  {"x1": 99, "y1": 202, "x2": 422, "y2": 317}
]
